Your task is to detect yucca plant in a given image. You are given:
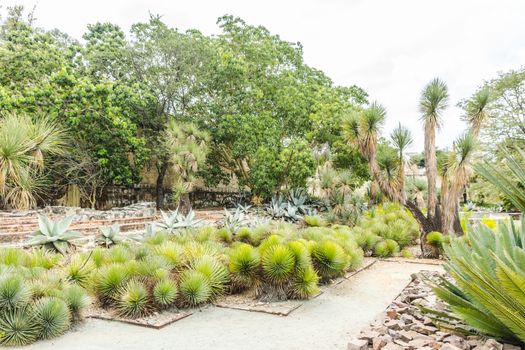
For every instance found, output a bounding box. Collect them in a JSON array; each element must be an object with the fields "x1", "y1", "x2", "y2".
[
  {"x1": 116, "y1": 280, "x2": 151, "y2": 318},
  {"x1": 424, "y1": 220, "x2": 525, "y2": 343},
  {"x1": 289, "y1": 265, "x2": 320, "y2": 299},
  {"x1": 261, "y1": 245, "x2": 296, "y2": 285},
  {"x1": 91, "y1": 264, "x2": 129, "y2": 304},
  {"x1": 178, "y1": 270, "x2": 212, "y2": 307},
  {"x1": 0, "y1": 275, "x2": 32, "y2": 310},
  {"x1": 26, "y1": 215, "x2": 83, "y2": 254},
  {"x1": 190, "y1": 255, "x2": 229, "y2": 299},
  {"x1": 228, "y1": 244, "x2": 260, "y2": 290},
  {"x1": 311, "y1": 240, "x2": 349, "y2": 280},
  {"x1": 153, "y1": 279, "x2": 178, "y2": 307},
  {"x1": 60, "y1": 285, "x2": 90, "y2": 320},
  {"x1": 32, "y1": 297, "x2": 71, "y2": 339},
  {"x1": 0, "y1": 308, "x2": 39, "y2": 346}
]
